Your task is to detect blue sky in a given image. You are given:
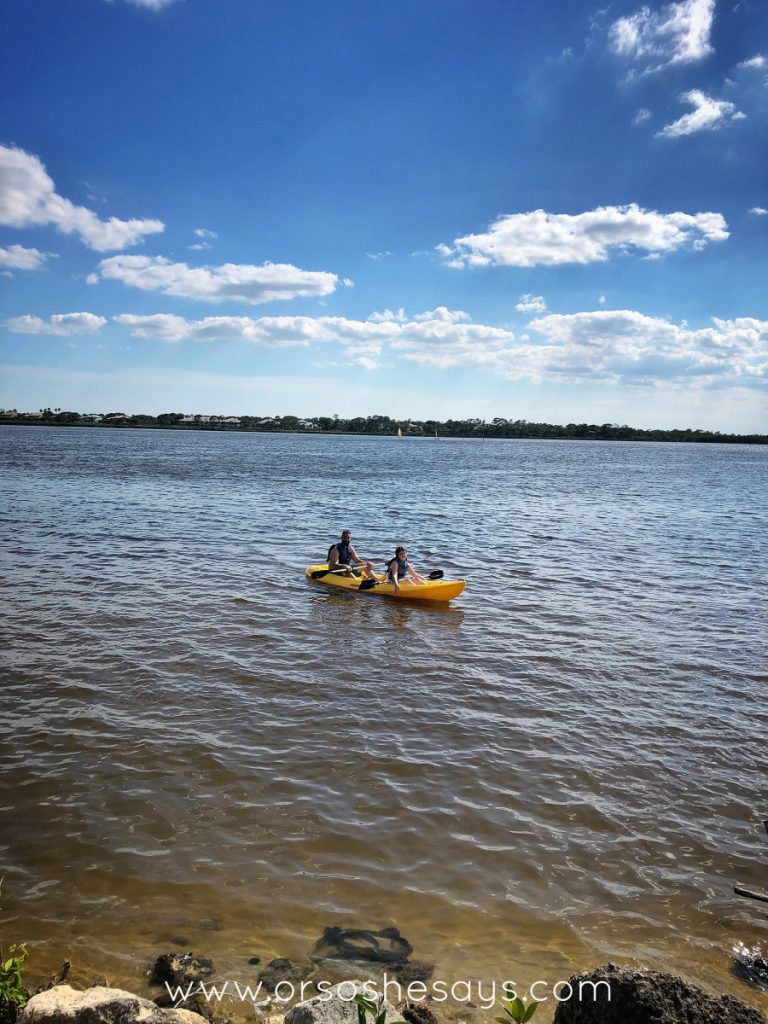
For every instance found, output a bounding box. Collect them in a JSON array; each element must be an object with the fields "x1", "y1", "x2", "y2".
[{"x1": 1, "y1": 0, "x2": 766, "y2": 429}]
